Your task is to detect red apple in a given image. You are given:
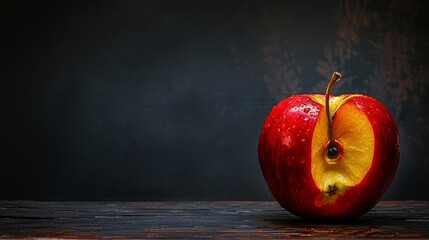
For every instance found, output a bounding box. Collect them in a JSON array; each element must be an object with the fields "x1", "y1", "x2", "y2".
[{"x1": 258, "y1": 72, "x2": 400, "y2": 220}]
